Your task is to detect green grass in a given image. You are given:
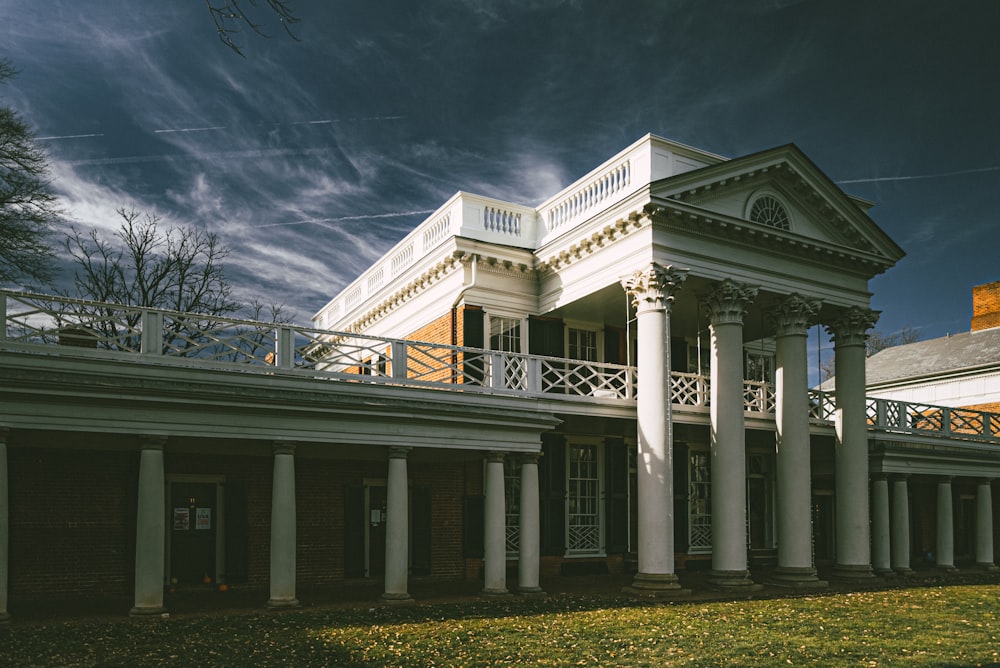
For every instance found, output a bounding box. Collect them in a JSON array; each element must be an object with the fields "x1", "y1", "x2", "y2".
[{"x1": 2, "y1": 586, "x2": 999, "y2": 666}]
